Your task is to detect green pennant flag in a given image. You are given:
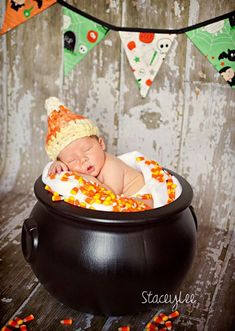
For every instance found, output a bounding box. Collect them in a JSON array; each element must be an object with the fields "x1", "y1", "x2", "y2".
[
  {"x1": 186, "y1": 17, "x2": 235, "y2": 88},
  {"x1": 63, "y1": 7, "x2": 109, "y2": 76}
]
